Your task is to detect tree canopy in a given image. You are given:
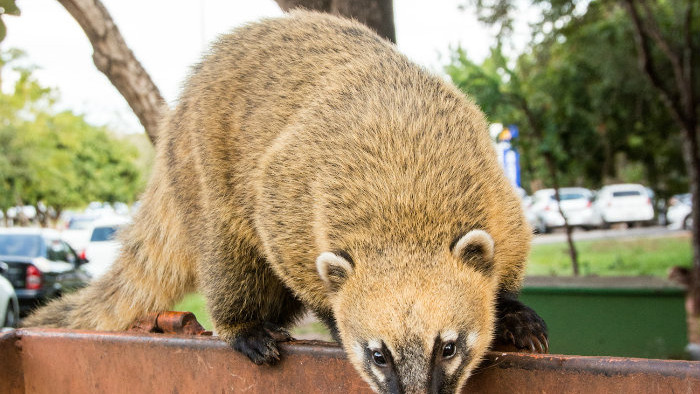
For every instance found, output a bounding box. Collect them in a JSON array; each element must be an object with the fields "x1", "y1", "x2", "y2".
[
  {"x1": 0, "y1": 50, "x2": 146, "y2": 222},
  {"x1": 448, "y1": 1, "x2": 687, "y2": 198}
]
